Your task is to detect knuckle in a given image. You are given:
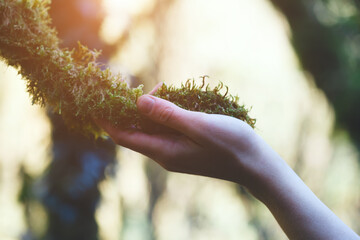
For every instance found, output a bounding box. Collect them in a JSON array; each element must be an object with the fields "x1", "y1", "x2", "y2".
[{"x1": 158, "y1": 106, "x2": 174, "y2": 123}]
